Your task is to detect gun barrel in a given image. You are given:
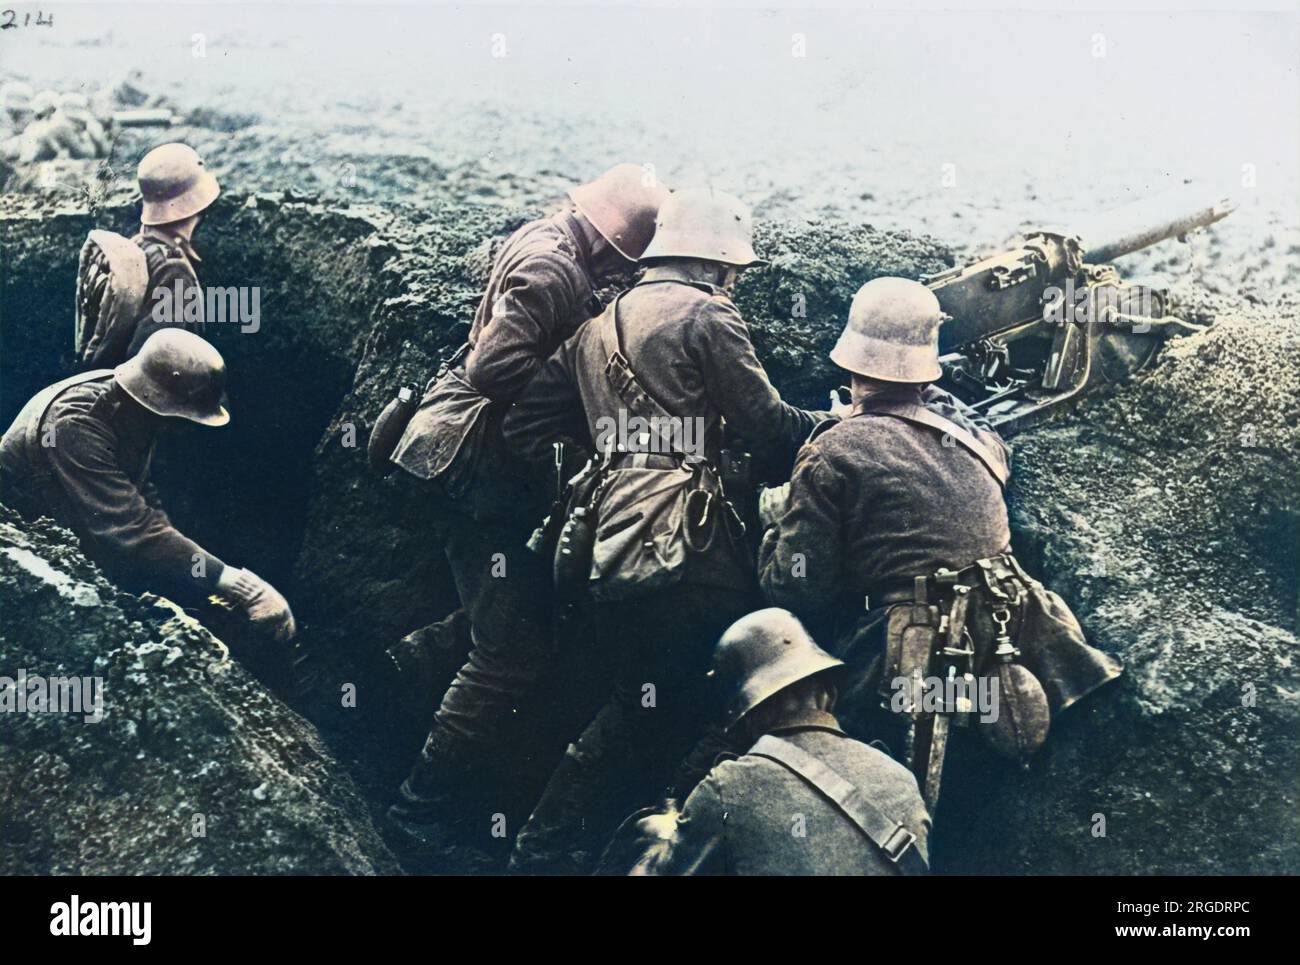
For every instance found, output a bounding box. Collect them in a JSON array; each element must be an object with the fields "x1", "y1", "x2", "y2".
[{"x1": 1075, "y1": 183, "x2": 1237, "y2": 263}]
